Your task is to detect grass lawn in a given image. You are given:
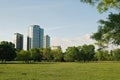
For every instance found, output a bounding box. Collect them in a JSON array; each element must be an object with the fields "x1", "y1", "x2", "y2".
[{"x1": 0, "y1": 62, "x2": 120, "y2": 80}]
